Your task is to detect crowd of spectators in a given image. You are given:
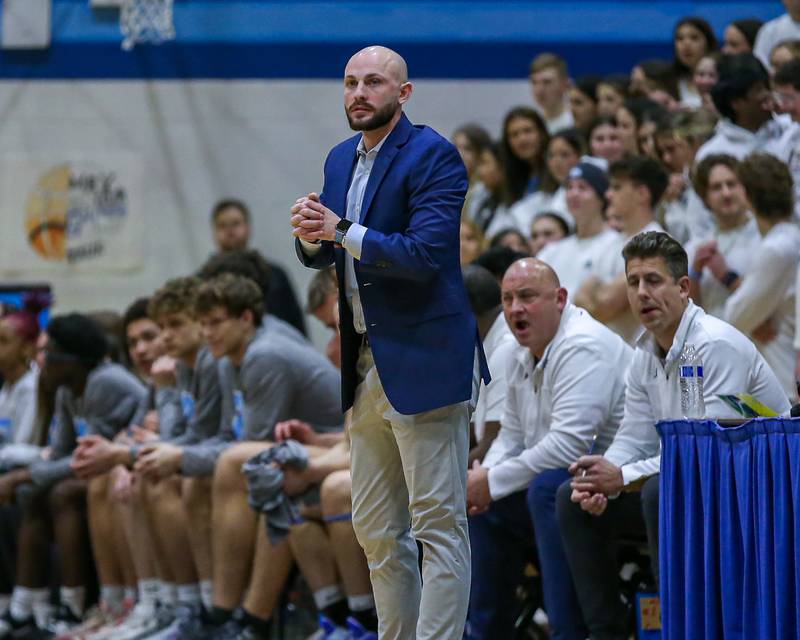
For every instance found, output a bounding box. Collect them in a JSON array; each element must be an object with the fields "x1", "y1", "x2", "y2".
[{"x1": 1, "y1": 3, "x2": 800, "y2": 640}]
